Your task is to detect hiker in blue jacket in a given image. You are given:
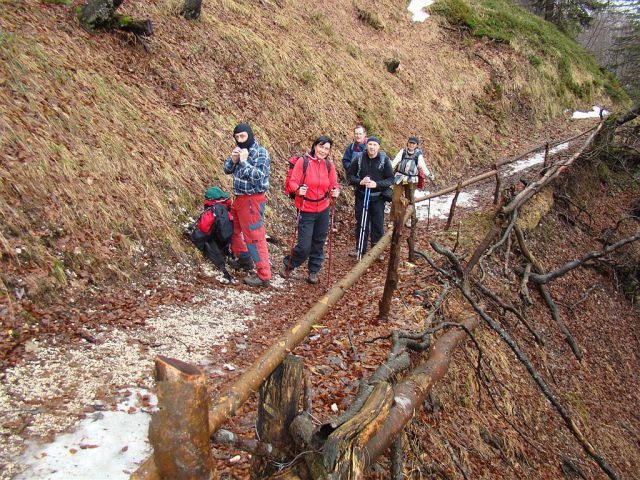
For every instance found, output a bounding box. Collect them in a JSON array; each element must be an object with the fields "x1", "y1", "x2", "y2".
[{"x1": 342, "y1": 125, "x2": 367, "y2": 173}]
